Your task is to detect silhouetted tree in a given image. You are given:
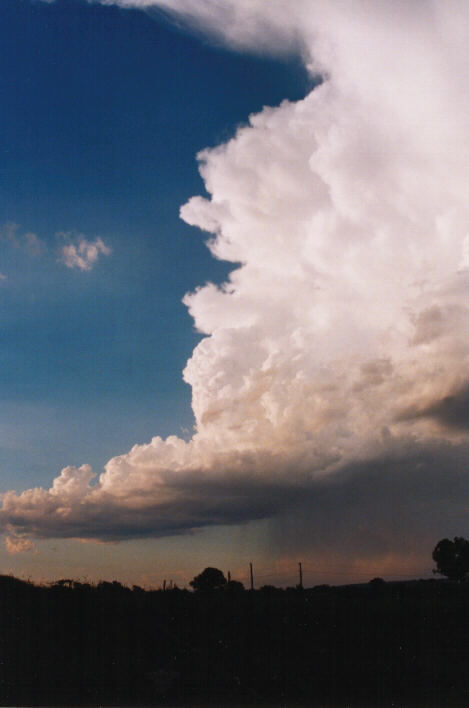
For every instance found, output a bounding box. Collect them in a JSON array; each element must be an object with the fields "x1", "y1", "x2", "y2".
[
  {"x1": 369, "y1": 577, "x2": 386, "y2": 587},
  {"x1": 189, "y1": 567, "x2": 227, "y2": 591},
  {"x1": 259, "y1": 584, "x2": 278, "y2": 594},
  {"x1": 224, "y1": 579, "x2": 245, "y2": 592},
  {"x1": 433, "y1": 536, "x2": 469, "y2": 581}
]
